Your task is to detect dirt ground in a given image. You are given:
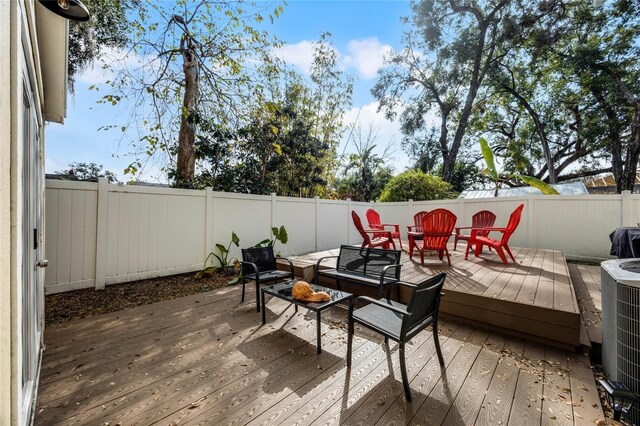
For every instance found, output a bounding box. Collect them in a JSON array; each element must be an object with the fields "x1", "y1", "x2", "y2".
[{"x1": 45, "y1": 272, "x2": 233, "y2": 326}]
